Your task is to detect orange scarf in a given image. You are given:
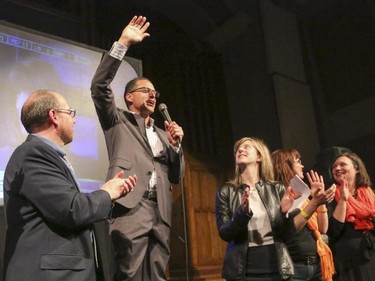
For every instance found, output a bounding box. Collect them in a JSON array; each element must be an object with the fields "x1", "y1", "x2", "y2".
[
  {"x1": 301, "y1": 200, "x2": 335, "y2": 281},
  {"x1": 334, "y1": 186, "x2": 375, "y2": 231}
]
